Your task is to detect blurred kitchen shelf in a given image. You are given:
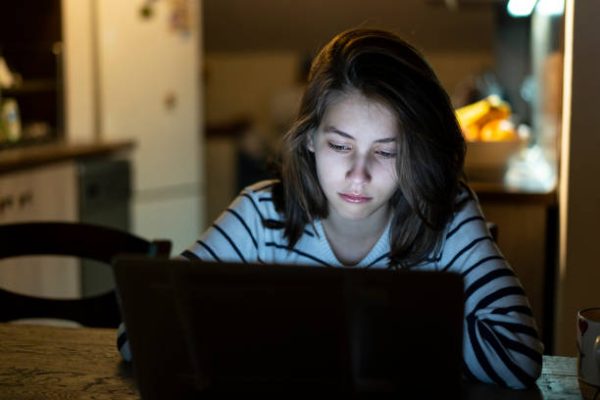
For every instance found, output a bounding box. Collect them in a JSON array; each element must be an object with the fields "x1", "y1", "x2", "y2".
[
  {"x1": 0, "y1": 135, "x2": 56, "y2": 152},
  {"x1": 2, "y1": 79, "x2": 58, "y2": 95}
]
